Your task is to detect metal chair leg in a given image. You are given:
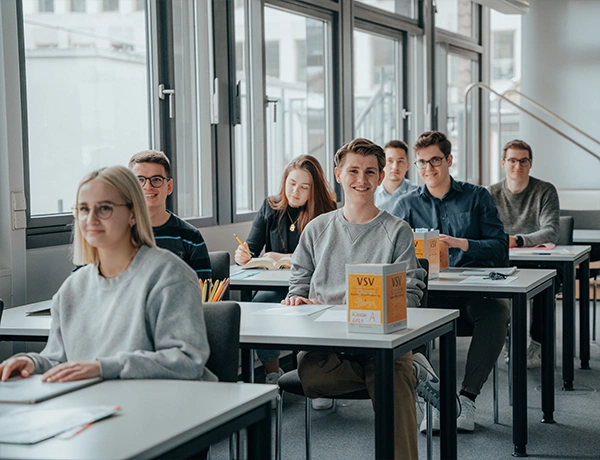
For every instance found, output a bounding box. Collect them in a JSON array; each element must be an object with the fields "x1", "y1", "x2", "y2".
[
  {"x1": 593, "y1": 277, "x2": 597, "y2": 342},
  {"x1": 305, "y1": 398, "x2": 312, "y2": 460},
  {"x1": 276, "y1": 390, "x2": 283, "y2": 460},
  {"x1": 493, "y1": 360, "x2": 499, "y2": 424}
]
